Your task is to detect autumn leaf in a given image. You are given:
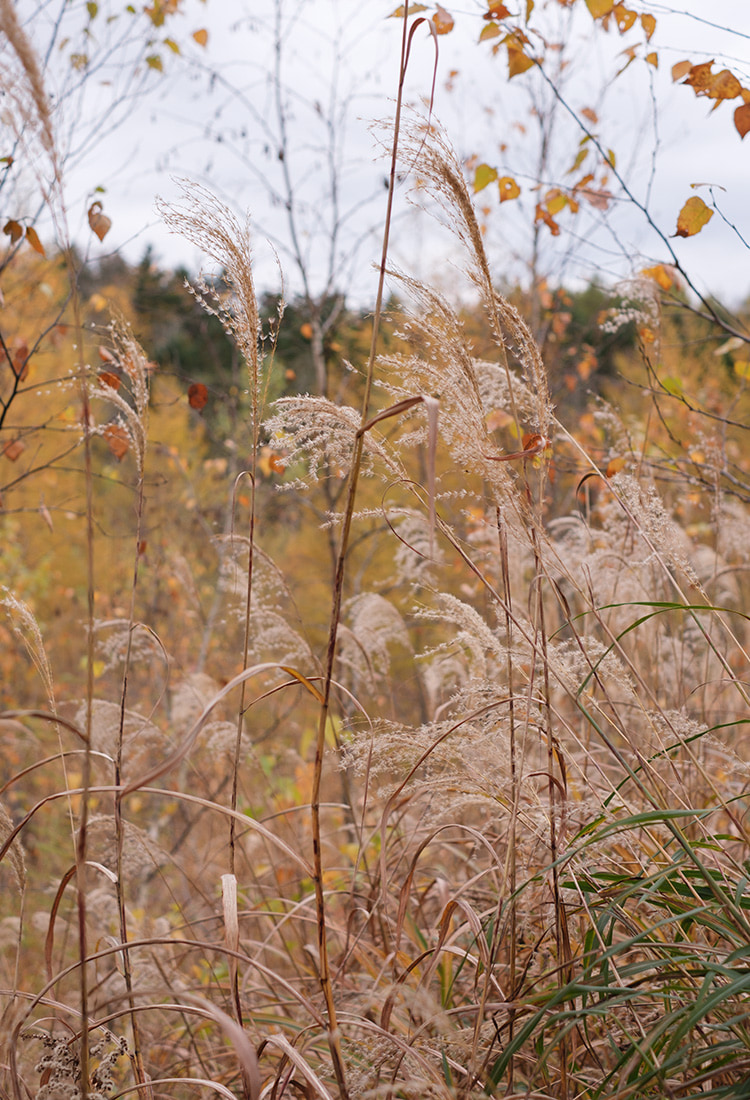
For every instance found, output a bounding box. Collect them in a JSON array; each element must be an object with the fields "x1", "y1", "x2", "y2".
[
  {"x1": 584, "y1": 0, "x2": 614, "y2": 17},
  {"x1": 642, "y1": 264, "x2": 673, "y2": 291},
  {"x1": 479, "y1": 22, "x2": 501, "y2": 41},
  {"x1": 88, "y1": 201, "x2": 112, "y2": 242},
  {"x1": 498, "y1": 176, "x2": 520, "y2": 202},
  {"x1": 388, "y1": 4, "x2": 428, "y2": 14},
  {"x1": 484, "y1": 2, "x2": 510, "y2": 16},
  {"x1": 188, "y1": 382, "x2": 208, "y2": 410},
  {"x1": 613, "y1": 4, "x2": 636, "y2": 32},
  {"x1": 545, "y1": 188, "x2": 566, "y2": 216},
  {"x1": 671, "y1": 60, "x2": 691, "y2": 82},
  {"x1": 104, "y1": 423, "x2": 129, "y2": 461},
  {"x1": 473, "y1": 163, "x2": 498, "y2": 192},
  {"x1": 300, "y1": 322, "x2": 314, "y2": 340},
  {"x1": 581, "y1": 107, "x2": 598, "y2": 125},
  {"x1": 645, "y1": 52, "x2": 658, "y2": 69},
  {"x1": 2, "y1": 438, "x2": 25, "y2": 462},
  {"x1": 146, "y1": 53, "x2": 163, "y2": 71},
  {"x1": 674, "y1": 195, "x2": 713, "y2": 238},
  {"x1": 11, "y1": 340, "x2": 29, "y2": 380},
  {"x1": 98, "y1": 370, "x2": 121, "y2": 391},
  {"x1": 192, "y1": 28, "x2": 209, "y2": 46},
  {"x1": 3, "y1": 219, "x2": 22, "y2": 244},
  {"x1": 535, "y1": 204, "x2": 560, "y2": 236},
  {"x1": 580, "y1": 187, "x2": 612, "y2": 211},
  {"x1": 640, "y1": 12, "x2": 656, "y2": 39},
  {"x1": 25, "y1": 226, "x2": 45, "y2": 256},
  {"x1": 432, "y1": 4, "x2": 454, "y2": 34},
  {"x1": 734, "y1": 103, "x2": 750, "y2": 138},
  {"x1": 507, "y1": 43, "x2": 534, "y2": 78},
  {"x1": 606, "y1": 456, "x2": 627, "y2": 477}
]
